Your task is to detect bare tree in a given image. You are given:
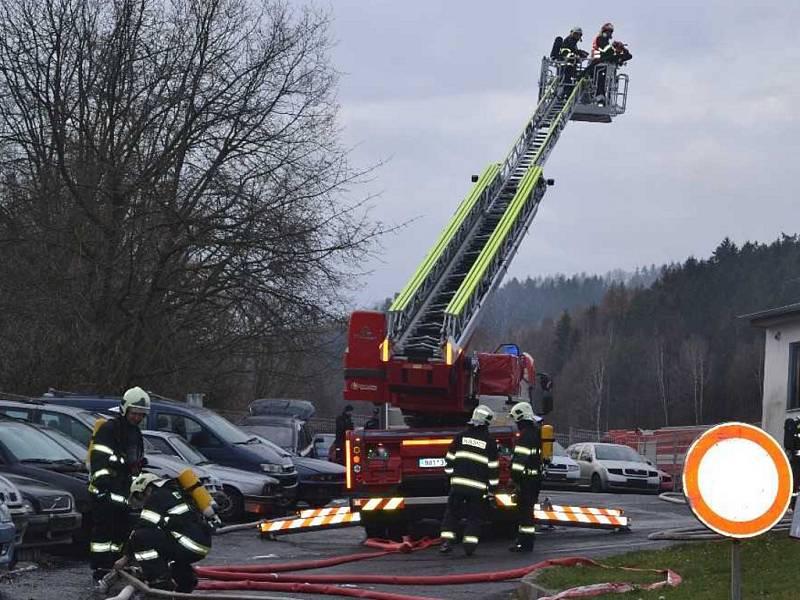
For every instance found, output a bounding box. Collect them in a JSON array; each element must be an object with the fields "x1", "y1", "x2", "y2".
[
  {"x1": 680, "y1": 334, "x2": 709, "y2": 424},
  {"x1": 651, "y1": 336, "x2": 670, "y2": 426},
  {"x1": 0, "y1": 0, "x2": 381, "y2": 398}
]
